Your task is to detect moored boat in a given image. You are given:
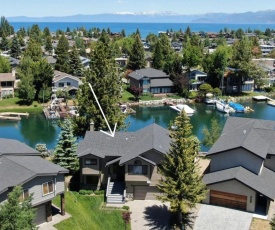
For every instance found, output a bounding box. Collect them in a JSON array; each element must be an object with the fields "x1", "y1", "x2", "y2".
[
  {"x1": 170, "y1": 104, "x2": 195, "y2": 116},
  {"x1": 229, "y1": 102, "x2": 245, "y2": 113},
  {"x1": 267, "y1": 100, "x2": 275, "y2": 107},
  {"x1": 215, "y1": 100, "x2": 230, "y2": 113}
]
